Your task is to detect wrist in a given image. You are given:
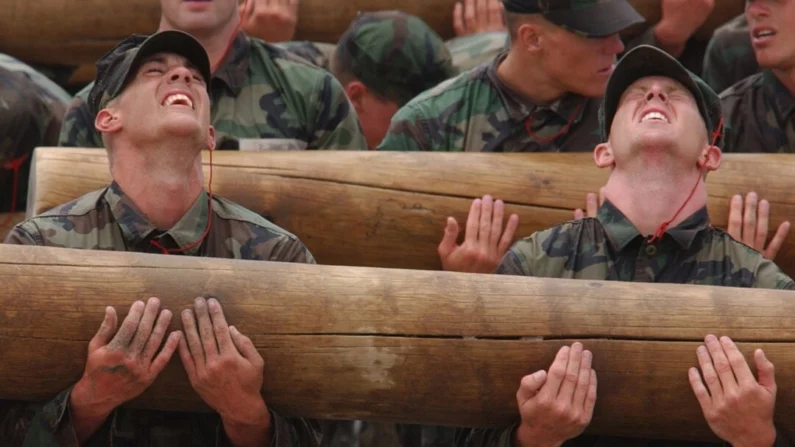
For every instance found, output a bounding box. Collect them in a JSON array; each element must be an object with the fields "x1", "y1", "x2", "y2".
[
  {"x1": 221, "y1": 397, "x2": 272, "y2": 446},
  {"x1": 514, "y1": 425, "x2": 563, "y2": 447},
  {"x1": 733, "y1": 425, "x2": 777, "y2": 447},
  {"x1": 70, "y1": 377, "x2": 116, "y2": 419}
]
